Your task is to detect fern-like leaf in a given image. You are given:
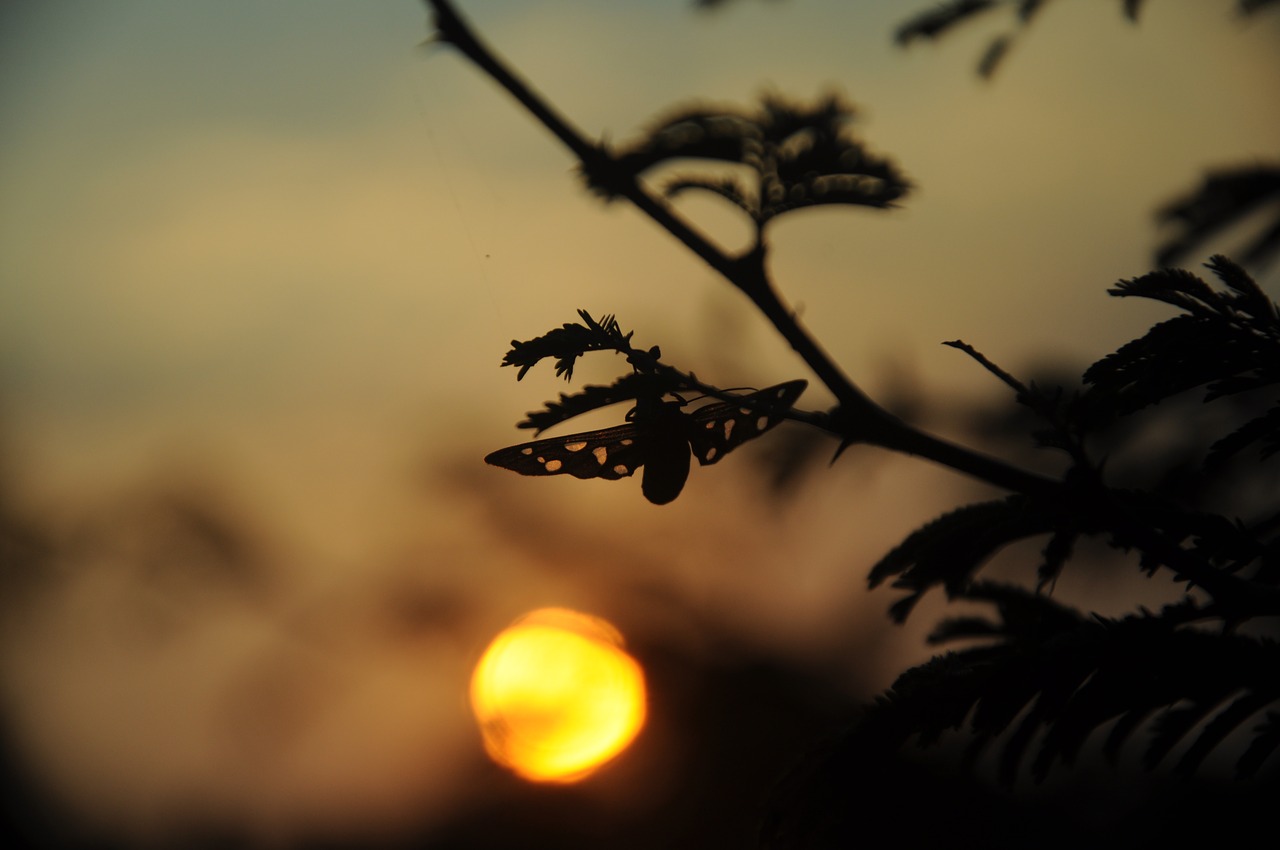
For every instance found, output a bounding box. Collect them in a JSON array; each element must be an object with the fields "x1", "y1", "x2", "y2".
[
  {"x1": 868, "y1": 497, "x2": 1073, "y2": 622},
  {"x1": 611, "y1": 104, "x2": 760, "y2": 177},
  {"x1": 759, "y1": 94, "x2": 909, "y2": 223},
  {"x1": 1083, "y1": 258, "x2": 1280, "y2": 416},
  {"x1": 499, "y1": 309, "x2": 637, "y2": 381},
  {"x1": 515, "y1": 373, "x2": 660, "y2": 433},
  {"x1": 912, "y1": 595, "x2": 1280, "y2": 783},
  {"x1": 609, "y1": 93, "x2": 909, "y2": 229}
]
